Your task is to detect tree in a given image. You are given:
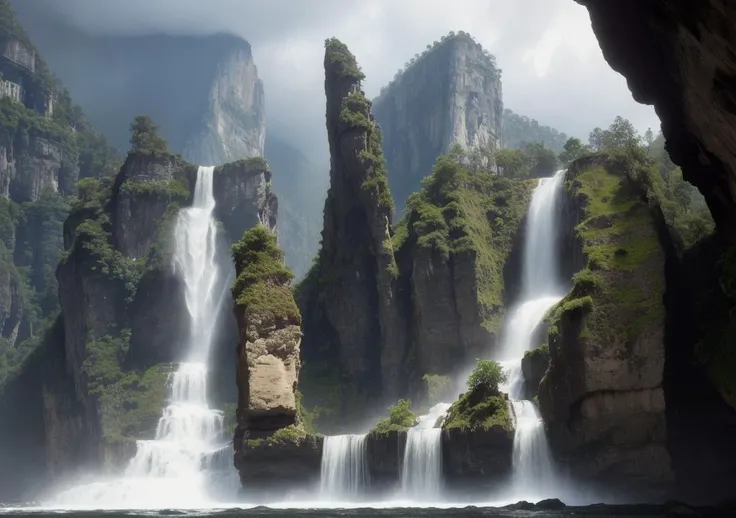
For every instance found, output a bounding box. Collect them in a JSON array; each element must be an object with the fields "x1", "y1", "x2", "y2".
[
  {"x1": 129, "y1": 115, "x2": 168, "y2": 155},
  {"x1": 601, "y1": 116, "x2": 640, "y2": 151},
  {"x1": 523, "y1": 141, "x2": 559, "y2": 177},
  {"x1": 588, "y1": 127, "x2": 605, "y2": 151},
  {"x1": 494, "y1": 148, "x2": 528, "y2": 178},
  {"x1": 559, "y1": 137, "x2": 589, "y2": 165},
  {"x1": 467, "y1": 360, "x2": 507, "y2": 392},
  {"x1": 644, "y1": 127, "x2": 655, "y2": 149}
]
